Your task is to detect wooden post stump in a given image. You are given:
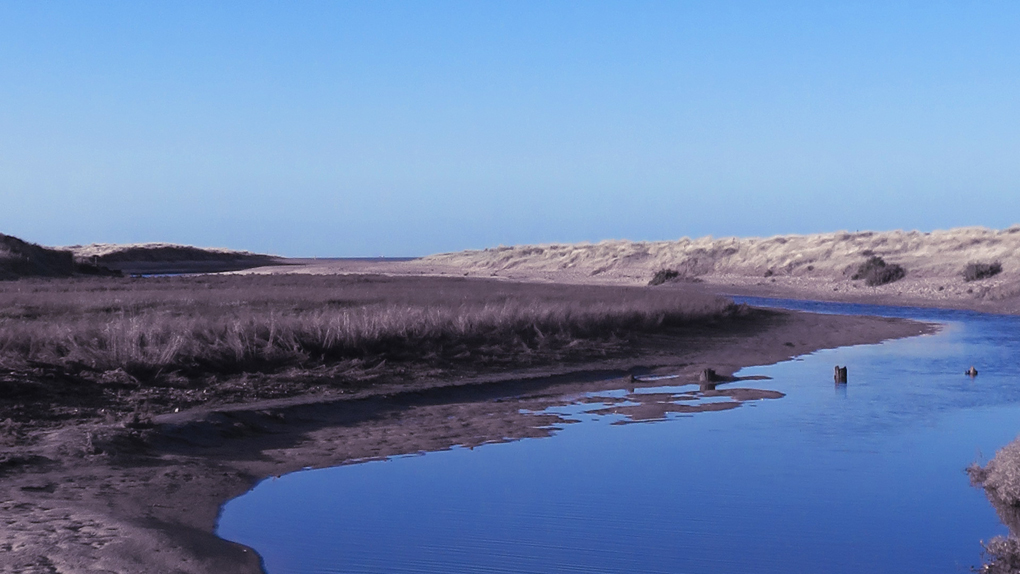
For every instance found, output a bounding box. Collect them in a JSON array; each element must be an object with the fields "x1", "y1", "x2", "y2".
[{"x1": 834, "y1": 365, "x2": 848, "y2": 384}]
